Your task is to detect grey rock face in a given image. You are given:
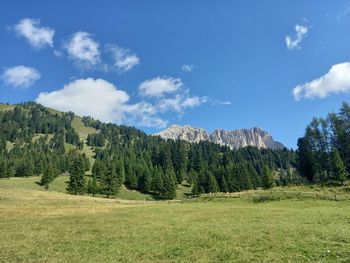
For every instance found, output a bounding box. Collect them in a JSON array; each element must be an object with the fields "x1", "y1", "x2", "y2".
[
  {"x1": 154, "y1": 124, "x2": 209, "y2": 143},
  {"x1": 155, "y1": 125, "x2": 284, "y2": 150}
]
